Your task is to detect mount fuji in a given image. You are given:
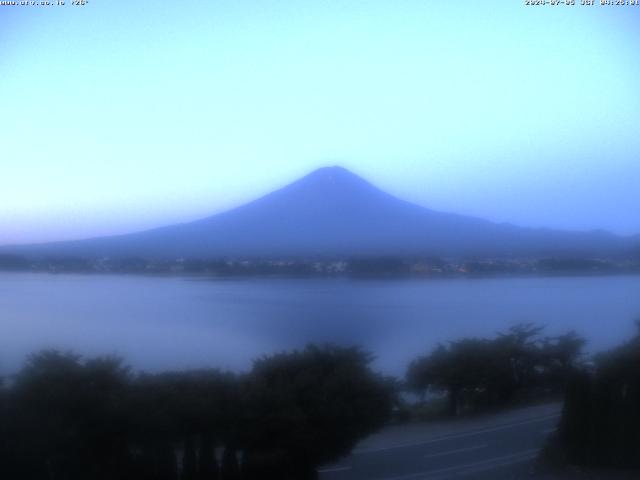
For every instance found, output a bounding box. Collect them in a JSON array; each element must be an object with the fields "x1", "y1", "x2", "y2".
[{"x1": 4, "y1": 166, "x2": 637, "y2": 259}]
